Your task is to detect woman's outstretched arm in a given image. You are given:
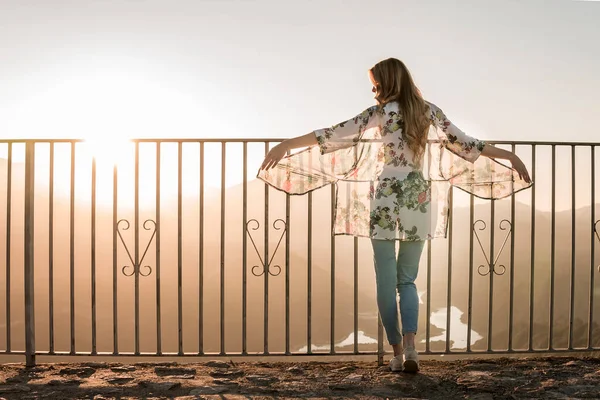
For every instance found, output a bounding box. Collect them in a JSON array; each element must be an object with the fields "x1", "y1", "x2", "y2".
[
  {"x1": 480, "y1": 144, "x2": 531, "y2": 183},
  {"x1": 429, "y1": 102, "x2": 532, "y2": 184},
  {"x1": 260, "y1": 133, "x2": 318, "y2": 170},
  {"x1": 285, "y1": 132, "x2": 319, "y2": 150},
  {"x1": 260, "y1": 105, "x2": 378, "y2": 171}
]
